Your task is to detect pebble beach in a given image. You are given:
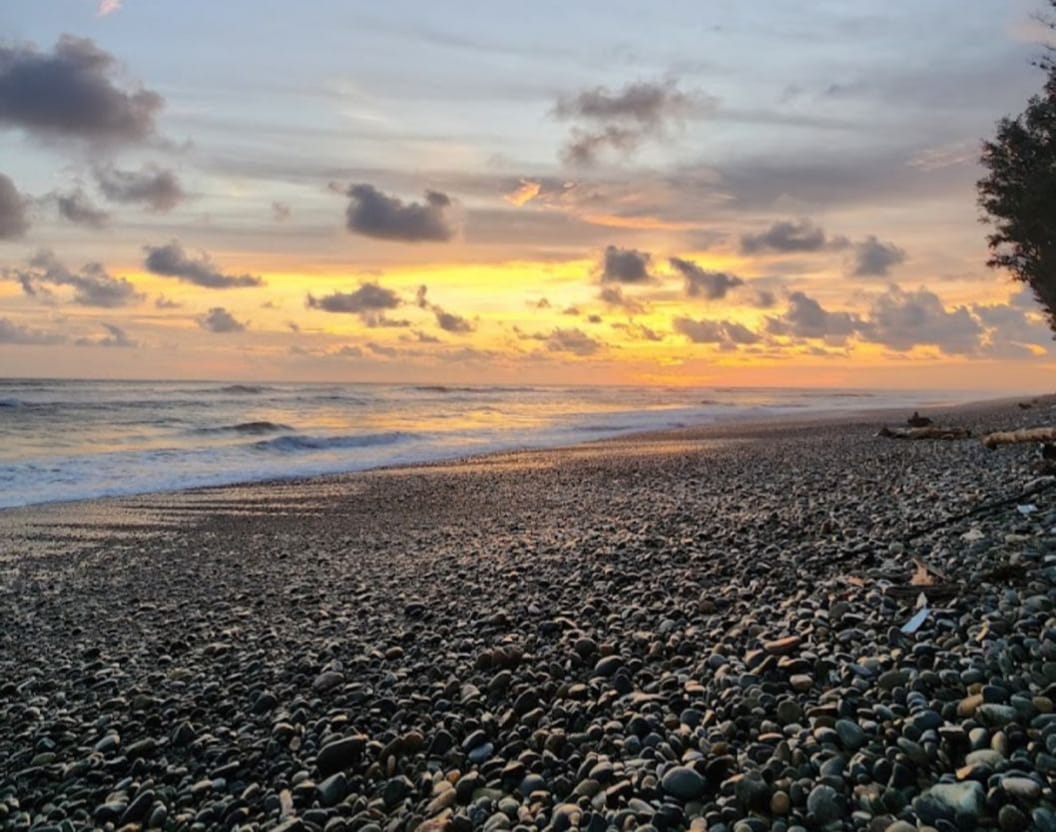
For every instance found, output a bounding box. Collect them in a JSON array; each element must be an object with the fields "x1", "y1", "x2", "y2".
[{"x1": 2, "y1": 397, "x2": 1056, "y2": 832}]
